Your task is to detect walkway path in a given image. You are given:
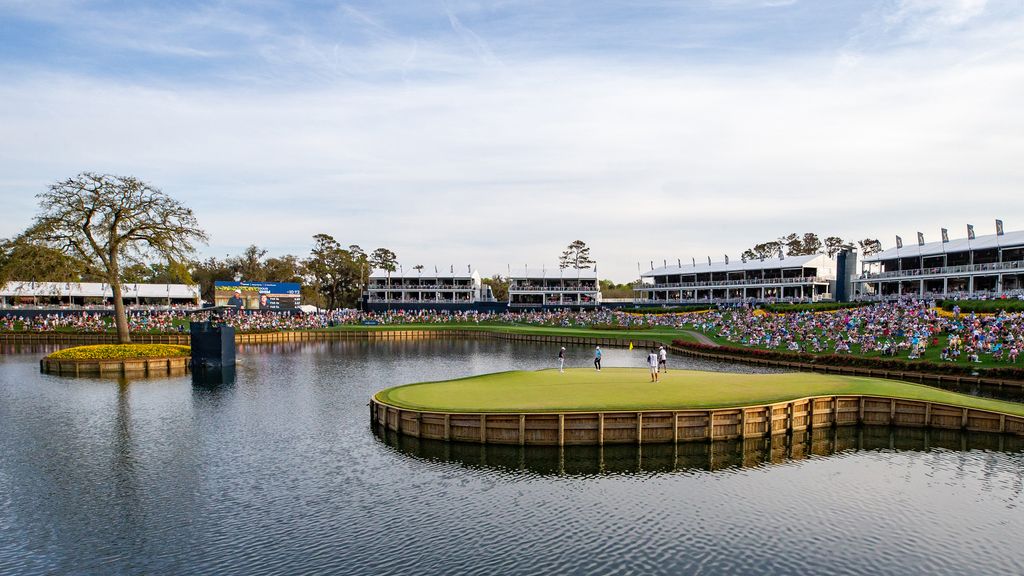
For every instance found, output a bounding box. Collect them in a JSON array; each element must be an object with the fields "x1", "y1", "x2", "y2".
[{"x1": 680, "y1": 330, "x2": 718, "y2": 346}]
